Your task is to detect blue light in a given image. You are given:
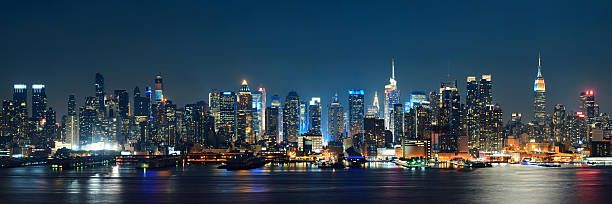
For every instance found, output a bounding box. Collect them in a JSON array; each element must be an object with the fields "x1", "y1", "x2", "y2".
[{"x1": 348, "y1": 89, "x2": 364, "y2": 95}]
